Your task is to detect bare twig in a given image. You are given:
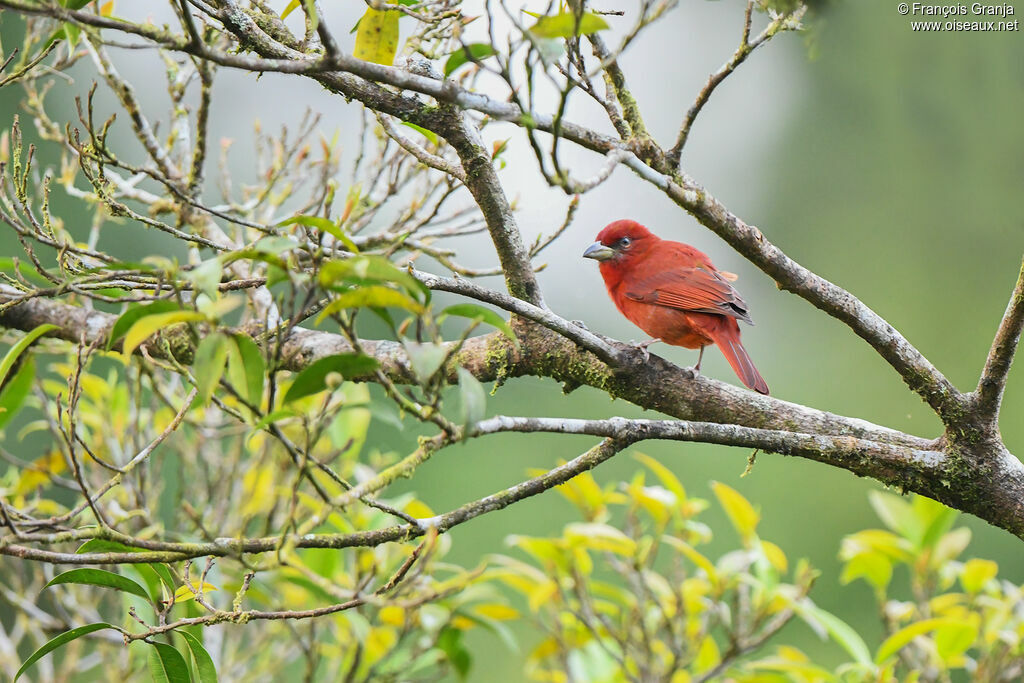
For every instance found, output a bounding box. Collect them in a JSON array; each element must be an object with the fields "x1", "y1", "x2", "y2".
[{"x1": 976, "y1": 256, "x2": 1024, "y2": 423}]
